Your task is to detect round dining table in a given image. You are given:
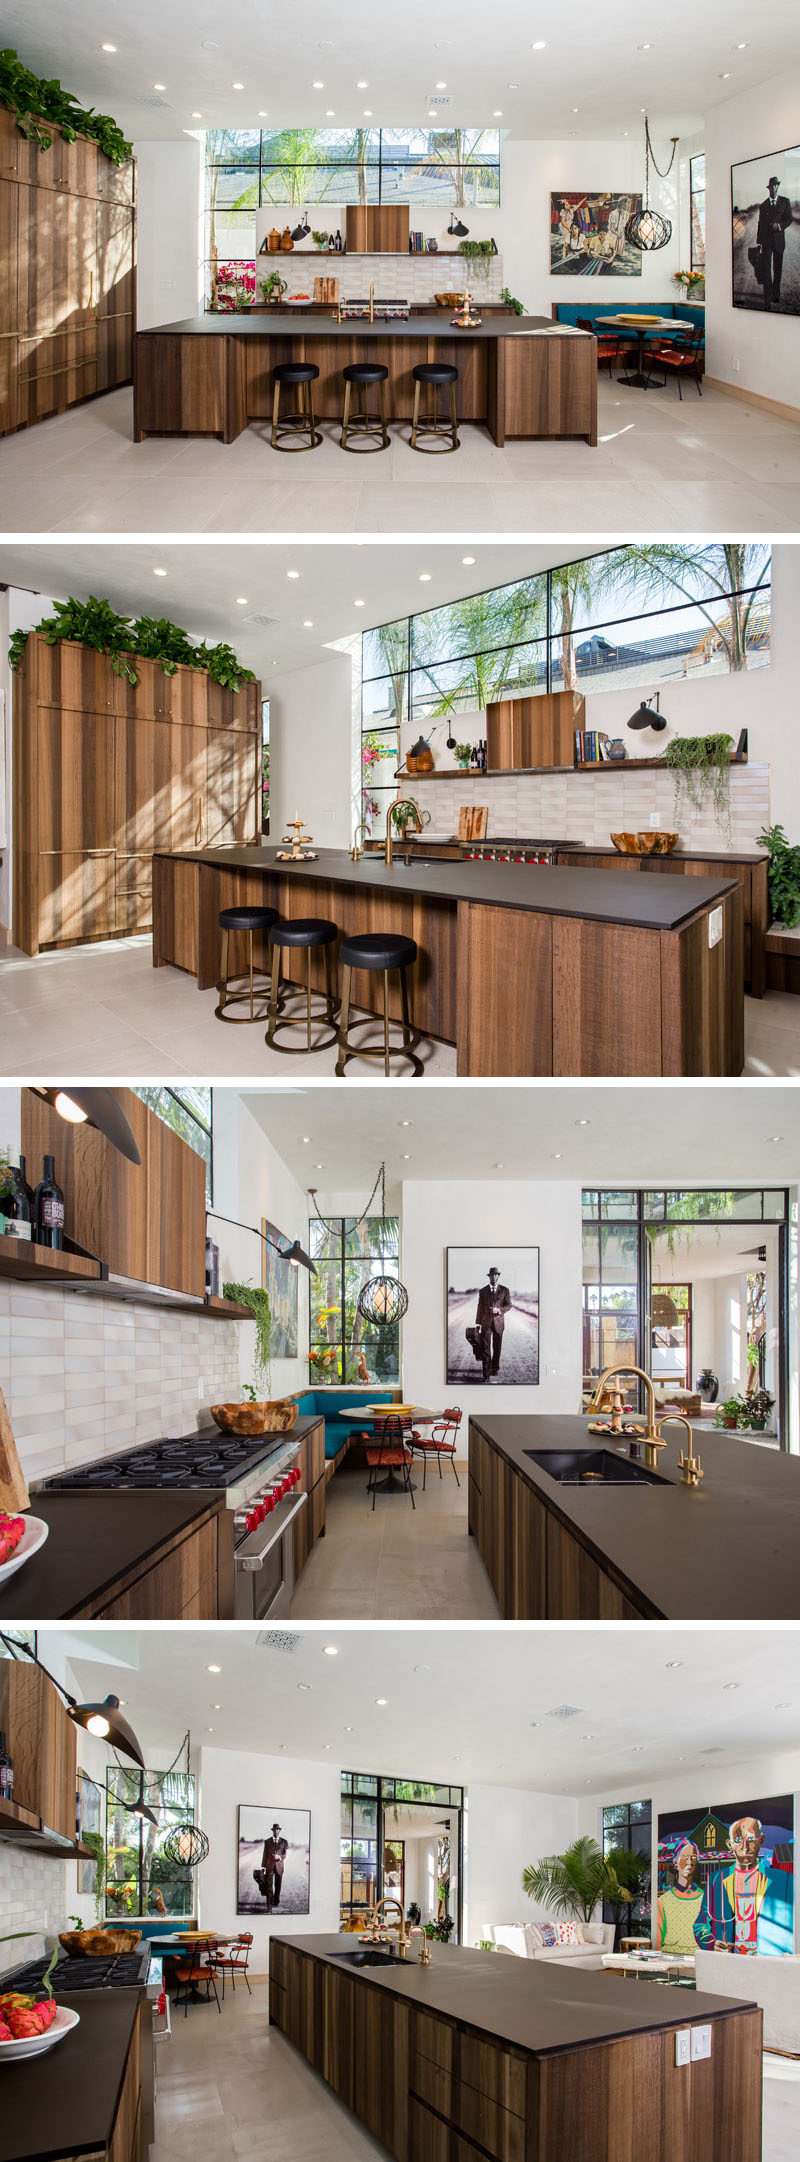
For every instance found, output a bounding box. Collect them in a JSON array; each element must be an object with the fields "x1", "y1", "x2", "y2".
[
  {"x1": 602, "y1": 315, "x2": 678, "y2": 389},
  {"x1": 337, "y1": 1405, "x2": 443, "y2": 1494}
]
